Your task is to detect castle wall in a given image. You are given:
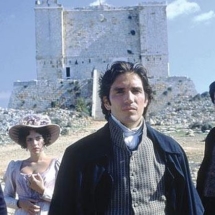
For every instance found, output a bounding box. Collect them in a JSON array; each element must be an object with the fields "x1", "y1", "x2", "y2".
[
  {"x1": 9, "y1": 1, "x2": 189, "y2": 114},
  {"x1": 8, "y1": 76, "x2": 197, "y2": 116},
  {"x1": 63, "y1": 8, "x2": 141, "y2": 79},
  {"x1": 34, "y1": 1, "x2": 169, "y2": 82},
  {"x1": 35, "y1": 5, "x2": 64, "y2": 81},
  {"x1": 62, "y1": 4, "x2": 168, "y2": 79},
  {"x1": 139, "y1": 3, "x2": 169, "y2": 77},
  {"x1": 8, "y1": 79, "x2": 92, "y2": 111},
  {"x1": 148, "y1": 76, "x2": 197, "y2": 115}
]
